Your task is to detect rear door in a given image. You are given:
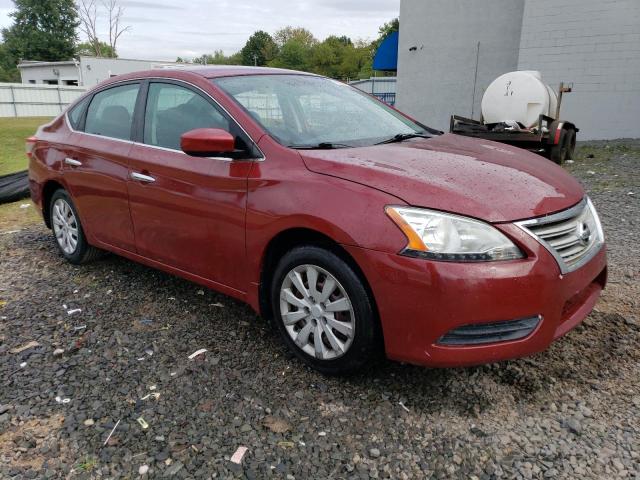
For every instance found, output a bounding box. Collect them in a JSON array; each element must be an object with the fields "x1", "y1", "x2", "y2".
[
  {"x1": 63, "y1": 82, "x2": 141, "y2": 251},
  {"x1": 126, "y1": 80, "x2": 260, "y2": 291}
]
